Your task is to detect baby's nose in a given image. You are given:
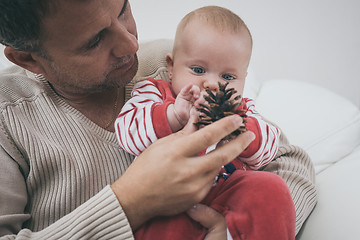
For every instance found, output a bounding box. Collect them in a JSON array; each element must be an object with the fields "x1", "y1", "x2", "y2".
[{"x1": 203, "y1": 77, "x2": 219, "y2": 92}]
